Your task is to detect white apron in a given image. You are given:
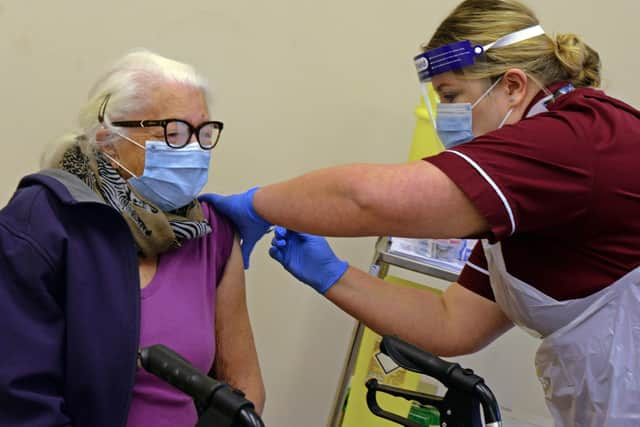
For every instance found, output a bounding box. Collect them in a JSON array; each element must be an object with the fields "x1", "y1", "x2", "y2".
[{"x1": 482, "y1": 240, "x2": 640, "y2": 426}]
